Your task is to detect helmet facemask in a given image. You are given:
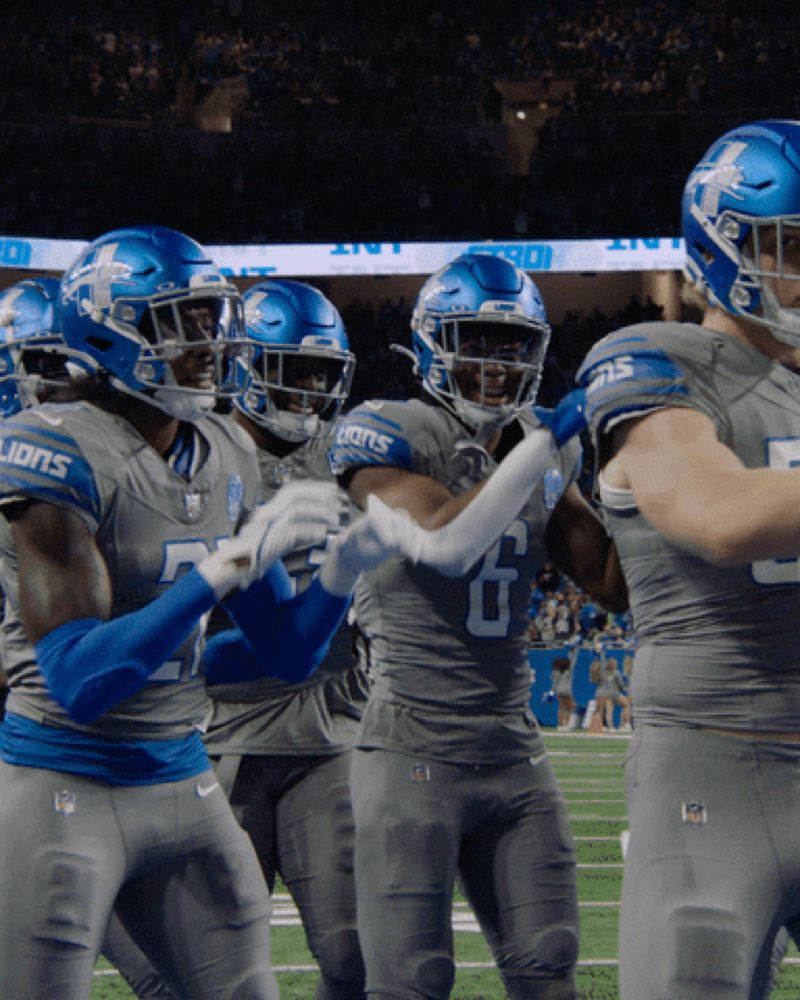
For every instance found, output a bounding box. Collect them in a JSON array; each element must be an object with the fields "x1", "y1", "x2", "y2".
[
  {"x1": 732, "y1": 215, "x2": 800, "y2": 346},
  {"x1": 0, "y1": 276, "x2": 95, "y2": 417},
  {"x1": 238, "y1": 343, "x2": 355, "y2": 442},
  {"x1": 421, "y1": 316, "x2": 549, "y2": 432},
  {"x1": 112, "y1": 289, "x2": 249, "y2": 421},
  {"x1": 13, "y1": 343, "x2": 95, "y2": 411}
]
